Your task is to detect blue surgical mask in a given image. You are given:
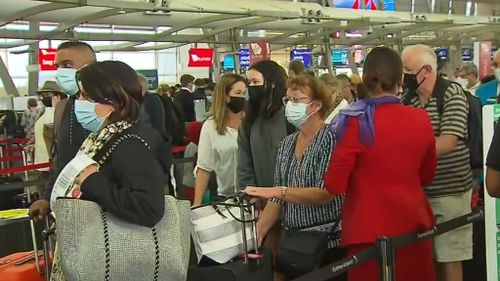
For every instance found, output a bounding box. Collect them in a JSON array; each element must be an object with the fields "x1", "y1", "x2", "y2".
[
  {"x1": 55, "y1": 68, "x2": 79, "y2": 96},
  {"x1": 285, "y1": 101, "x2": 310, "y2": 128},
  {"x1": 74, "y1": 100, "x2": 106, "y2": 133}
]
